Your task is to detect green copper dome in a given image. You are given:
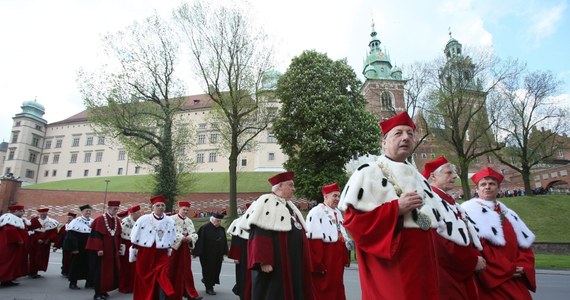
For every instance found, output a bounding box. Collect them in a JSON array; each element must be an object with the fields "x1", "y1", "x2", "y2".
[
  {"x1": 362, "y1": 21, "x2": 403, "y2": 81},
  {"x1": 15, "y1": 100, "x2": 47, "y2": 124}
]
